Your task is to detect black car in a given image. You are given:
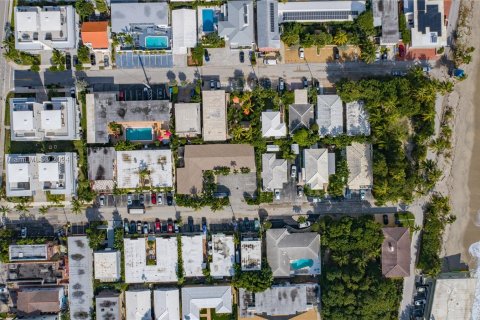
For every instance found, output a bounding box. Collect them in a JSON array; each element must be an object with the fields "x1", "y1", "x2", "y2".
[
  {"x1": 139, "y1": 194, "x2": 145, "y2": 205},
  {"x1": 65, "y1": 53, "x2": 71, "y2": 70},
  {"x1": 166, "y1": 192, "x2": 173, "y2": 206},
  {"x1": 383, "y1": 214, "x2": 389, "y2": 225},
  {"x1": 333, "y1": 47, "x2": 340, "y2": 60},
  {"x1": 204, "y1": 49, "x2": 210, "y2": 62},
  {"x1": 239, "y1": 51, "x2": 244, "y2": 63},
  {"x1": 260, "y1": 77, "x2": 271, "y2": 89},
  {"x1": 90, "y1": 54, "x2": 96, "y2": 65},
  {"x1": 187, "y1": 216, "x2": 194, "y2": 232},
  {"x1": 130, "y1": 220, "x2": 137, "y2": 234},
  {"x1": 302, "y1": 77, "x2": 308, "y2": 88},
  {"x1": 73, "y1": 55, "x2": 78, "y2": 66},
  {"x1": 104, "y1": 55, "x2": 109, "y2": 67}
]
